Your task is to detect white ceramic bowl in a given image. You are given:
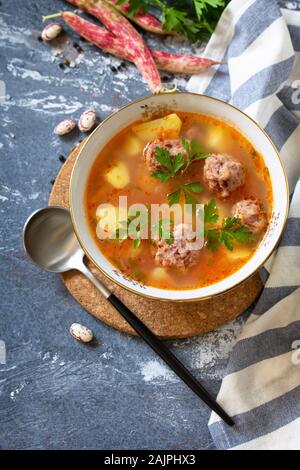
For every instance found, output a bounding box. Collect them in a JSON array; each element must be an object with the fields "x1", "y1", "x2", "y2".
[{"x1": 70, "y1": 93, "x2": 289, "y2": 301}]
